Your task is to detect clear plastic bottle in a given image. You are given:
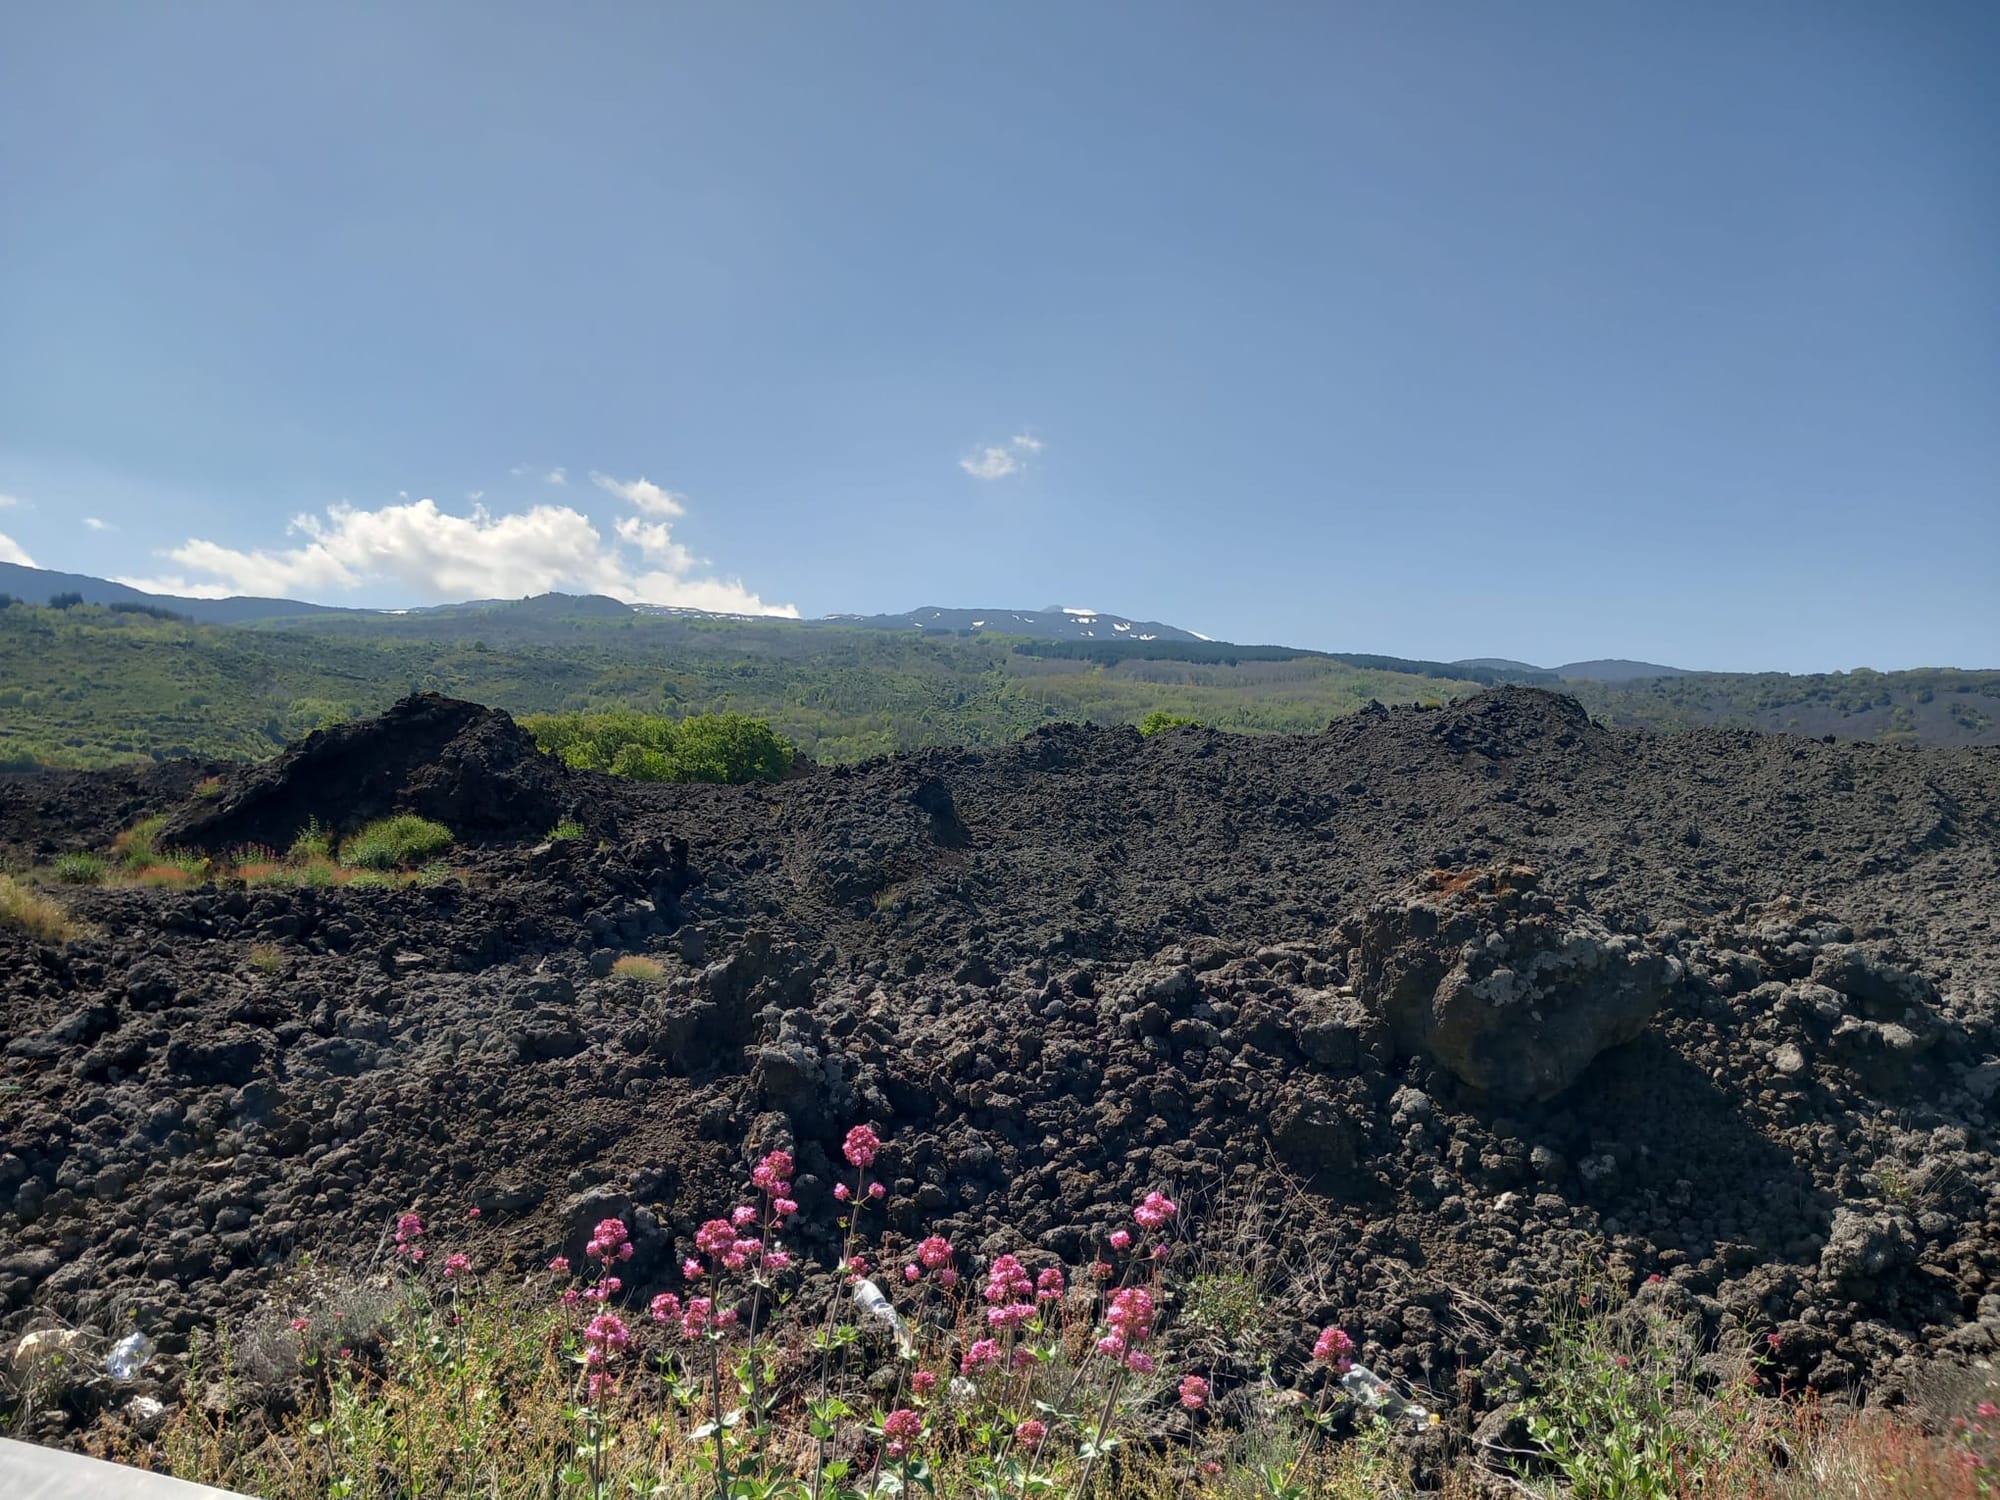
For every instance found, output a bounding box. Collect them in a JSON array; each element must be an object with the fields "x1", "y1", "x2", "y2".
[{"x1": 105, "y1": 1331, "x2": 155, "y2": 1381}]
